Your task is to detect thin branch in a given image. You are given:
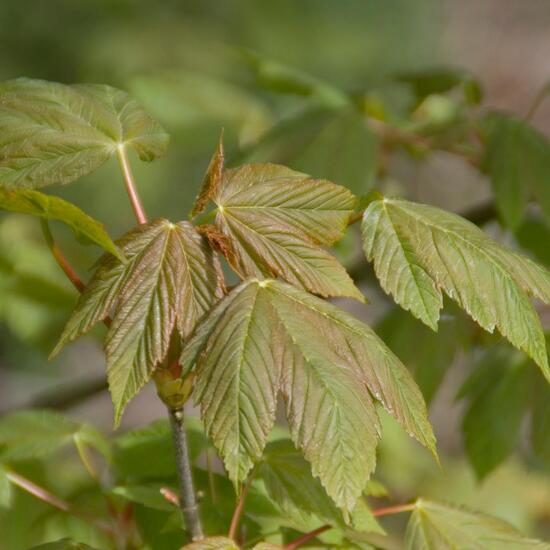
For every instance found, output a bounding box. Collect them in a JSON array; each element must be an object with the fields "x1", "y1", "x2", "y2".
[
  {"x1": 168, "y1": 407, "x2": 204, "y2": 541},
  {"x1": 525, "y1": 83, "x2": 550, "y2": 121},
  {"x1": 372, "y1": 503, "x2": 416, "y2": 517},
  {"x1": 41, "y1": 220, "x2": 86, "y2": 293},
  {"x1": 117, "y1": 145, "x2": 147, "y2": 225},
  {"x1": 283, "y1": 525, "x2": 331, "y2": 550},
  {"x1": 228, "y1": 477, "x2": 252, "y2": 541},
  {"x1": 7, "y1": 470, "x2": 114, "y2": 535}
]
